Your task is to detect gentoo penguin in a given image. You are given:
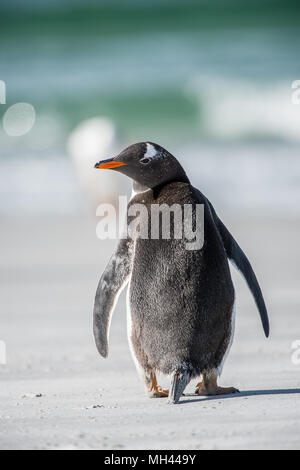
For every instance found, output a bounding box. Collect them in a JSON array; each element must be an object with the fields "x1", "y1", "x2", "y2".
[{"x1": 93, "y1": 142, "x2": 269, "y2": 404}]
